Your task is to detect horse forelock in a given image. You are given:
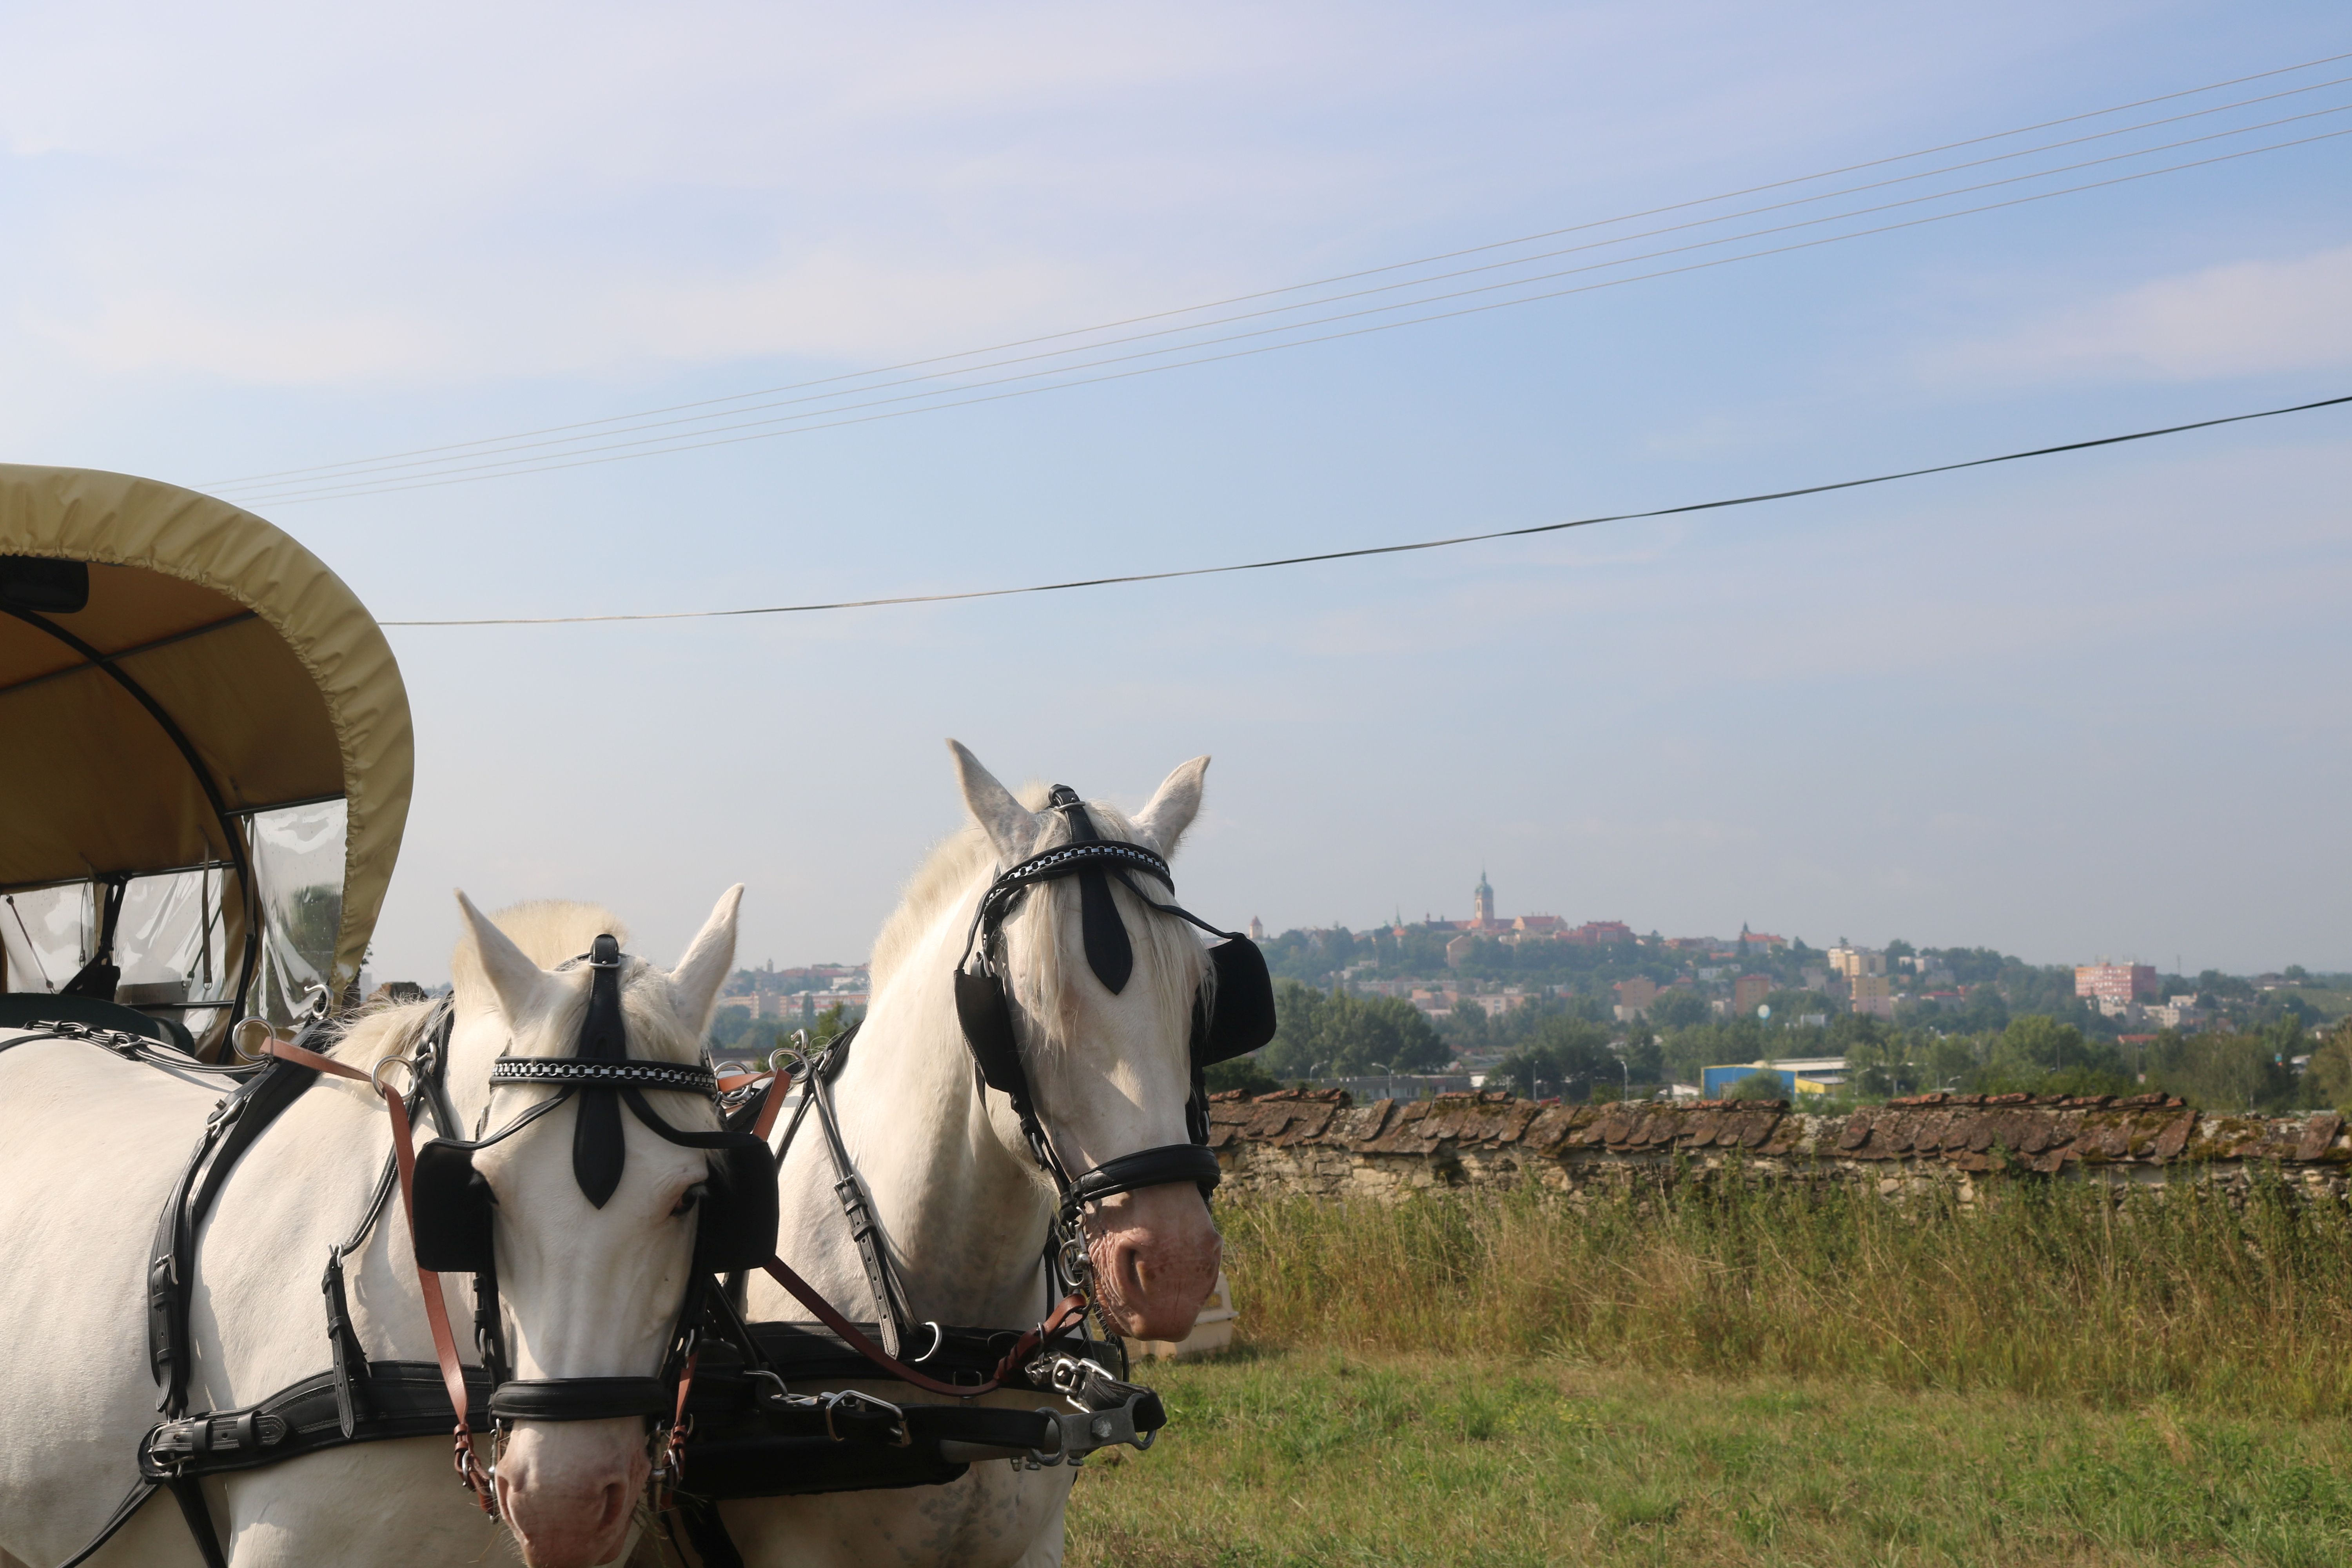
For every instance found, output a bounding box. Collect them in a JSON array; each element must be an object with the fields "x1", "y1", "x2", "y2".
[
  {"x1": 432, "y1": 900, "x2": 704, "y2": 1067},
  {"x1": 871, "y1": 785, "x2": 1209, "y2": 1058}
]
